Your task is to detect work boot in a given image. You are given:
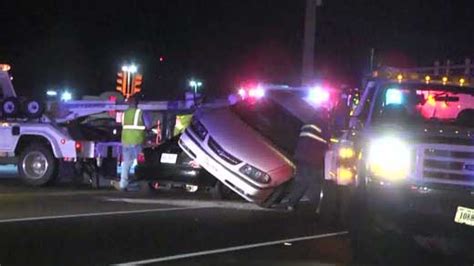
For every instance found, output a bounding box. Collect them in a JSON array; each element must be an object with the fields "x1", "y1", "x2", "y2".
[
  {"x1": 272, "y1": 203, "x2": 295, "y2": 212},
  {"x1": 110, "y1": 180, "x2": 125, "y2": 191}
]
